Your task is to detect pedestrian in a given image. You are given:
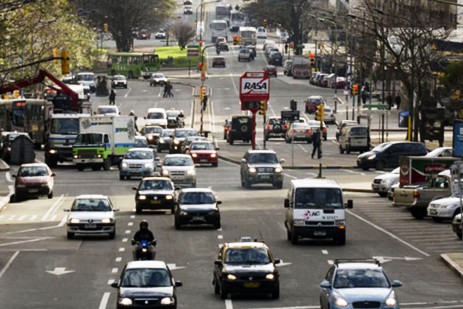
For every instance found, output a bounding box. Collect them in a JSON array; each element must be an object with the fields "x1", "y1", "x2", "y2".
[
  {"x1": 386, "y1": 93, "x2": 393, "y2": 110},
  {"x1": 311, "y1": 129, "x2": 322, "y2": 159},
  {"x1": 361, "y1": 87, "x2": 368, "y2": 104},
  {"x1": 284, "y1": 43, "x2": 288, "y2": 54},
  {"x1": 163, "y1": 83, "x2": 168, "y2": 98},
  {"x1": 395, "y1": 93, "x2": 401, "y2": 110},
  {"x1": 167, "y1": 82, "x2": 174, "y2": 97},
  {"x1": 202, "y1": 95, "x2": 208, "y2": 111},
  {"x1": 109, "y1": 89, "x2": 116, "y2": 105}
]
